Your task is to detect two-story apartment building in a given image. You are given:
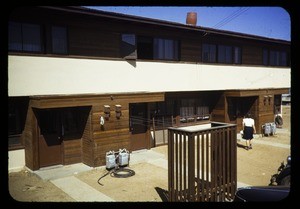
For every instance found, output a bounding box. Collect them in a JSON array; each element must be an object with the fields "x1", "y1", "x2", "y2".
[{"x1": 8, "y1": 6, "x2": 290, "y2": 171}]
